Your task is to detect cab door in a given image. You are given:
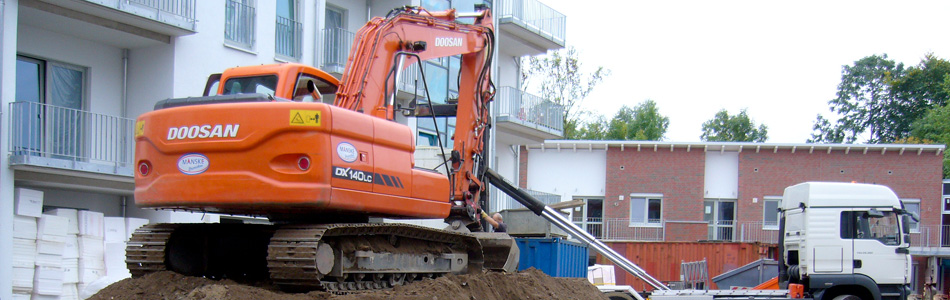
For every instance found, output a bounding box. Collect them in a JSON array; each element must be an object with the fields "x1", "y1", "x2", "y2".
[{"x1": 850, "y1": 210, "x2": 907, "y2": 285}]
